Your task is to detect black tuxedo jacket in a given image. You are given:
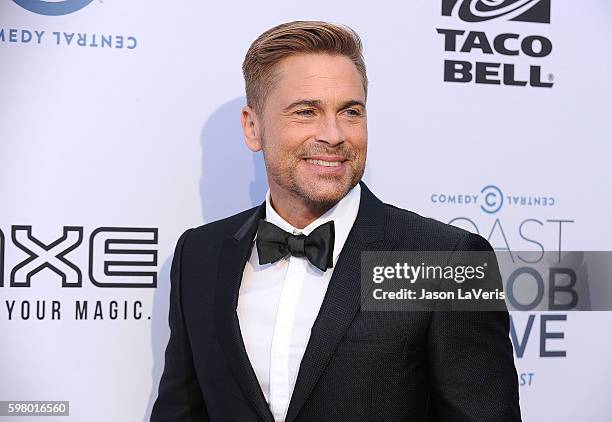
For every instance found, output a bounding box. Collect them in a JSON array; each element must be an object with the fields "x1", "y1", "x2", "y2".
[{"x1": 151, "y1": 181, "x2": 521, "y2": 422}]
